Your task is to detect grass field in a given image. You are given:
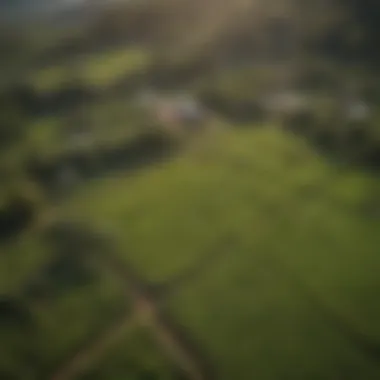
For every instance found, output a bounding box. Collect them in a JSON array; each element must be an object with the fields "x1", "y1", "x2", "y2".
[
  {"x1": 22, "y1": 99, "x2": 149, "y2": 164},
  {"x1": 2, "y1": 2, "x2": 380, "y2": 378},
  {"x1": 55, "y1": 127, "x2": 380, "y2": 378},
  {"x1": 2, "y1": 125, "x2": 380, "y2": 379},
  {"x1": 30, "y1": 48, "x2": 150, "y2": 93}
]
